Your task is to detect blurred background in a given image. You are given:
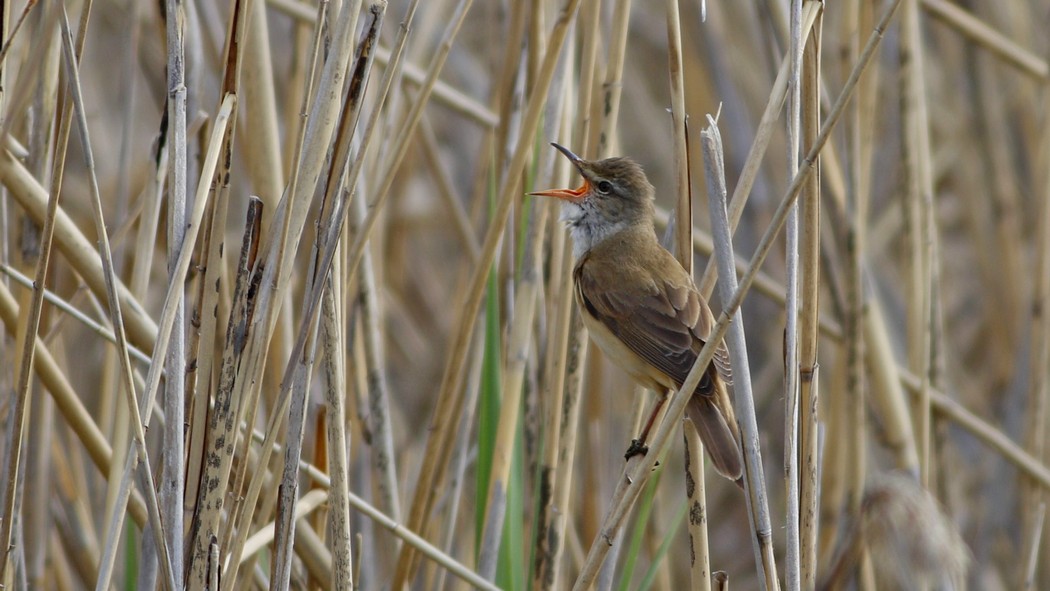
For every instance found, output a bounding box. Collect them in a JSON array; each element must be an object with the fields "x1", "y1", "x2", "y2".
[{"x1": 0, "y1": 0, "x2": 1048, "y2": 589}]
